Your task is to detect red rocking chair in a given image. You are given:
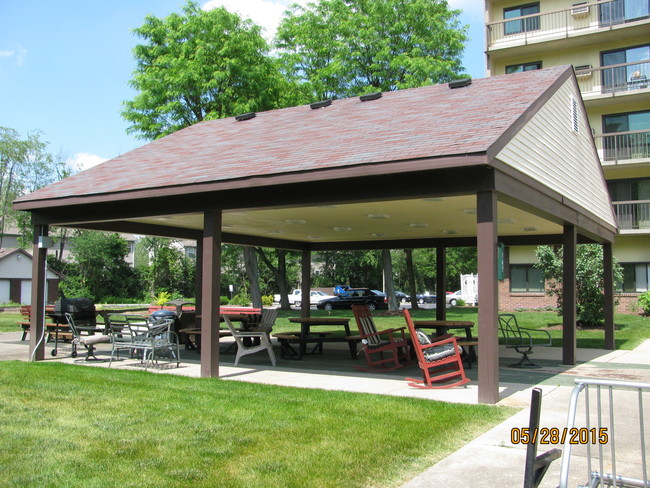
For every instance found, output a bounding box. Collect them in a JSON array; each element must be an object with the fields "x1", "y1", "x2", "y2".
[
  {"x1": 402, "y1": 309, "x2": 470, "y2": 389},
  {"x1": 351, "y1": 305, "x2": 412, "y2": 372}
]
